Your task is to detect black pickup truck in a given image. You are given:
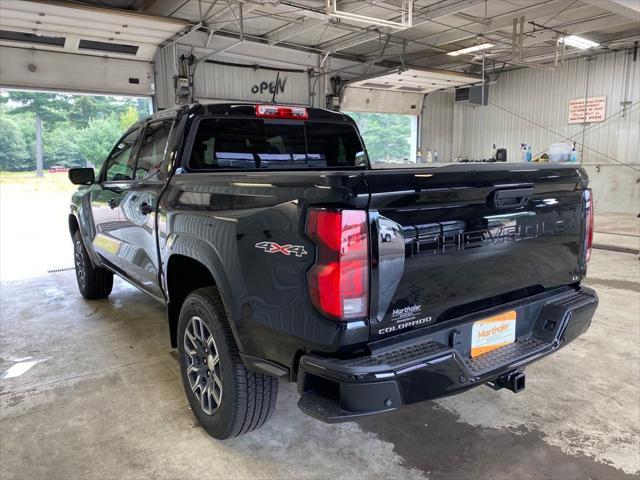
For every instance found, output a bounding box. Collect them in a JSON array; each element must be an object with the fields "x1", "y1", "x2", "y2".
[{"x1": 68, "y1": 103, "x2": 598, "y2": 439}]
